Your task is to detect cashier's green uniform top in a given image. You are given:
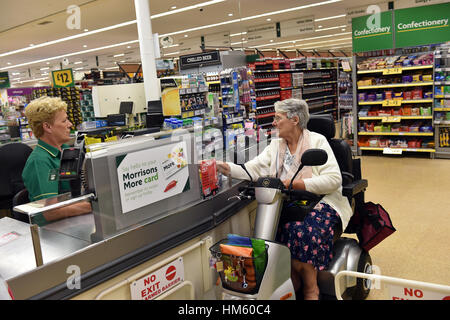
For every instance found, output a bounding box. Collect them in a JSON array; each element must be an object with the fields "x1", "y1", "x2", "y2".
[{"x1": 22, "y1": 139, "x2": 71, "y2": 226}]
